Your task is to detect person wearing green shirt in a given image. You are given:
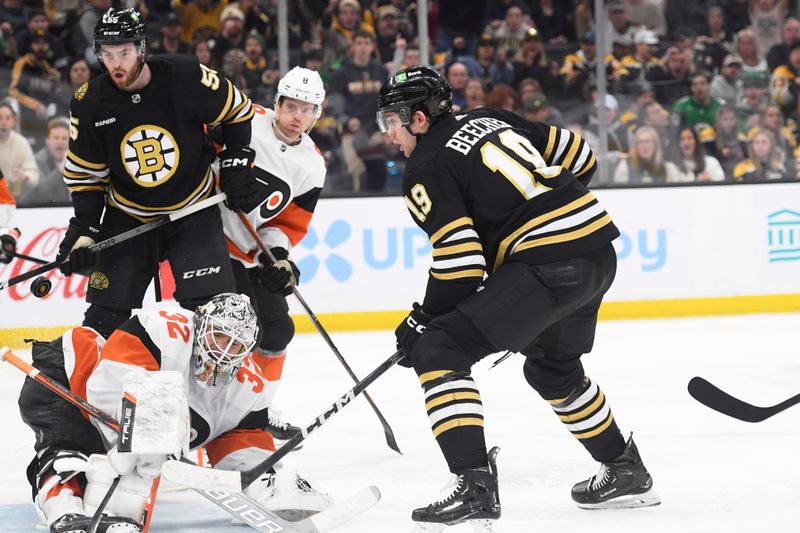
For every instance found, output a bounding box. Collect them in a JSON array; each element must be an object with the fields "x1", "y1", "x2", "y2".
[{"x1": 672, "y1": 71, "x2": 723, "y2": 129}]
